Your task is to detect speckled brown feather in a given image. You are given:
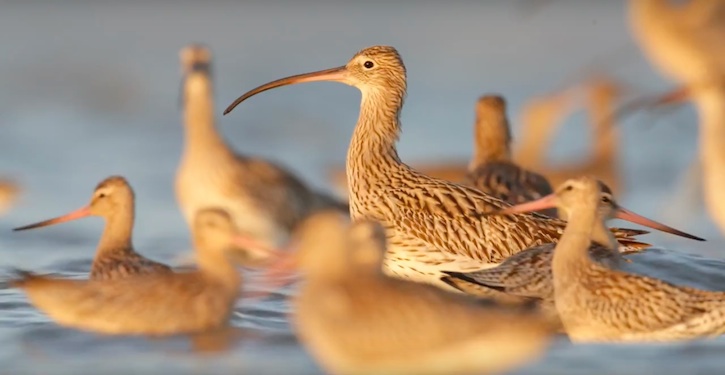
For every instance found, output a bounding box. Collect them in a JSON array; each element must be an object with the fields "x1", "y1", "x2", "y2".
[
  {"x1": 90, "y1": 250, "x2": 172, "y2": 281},
  {"x1": 225, "y1": 45, "x2": 651, "y2": 291},
  {"x1": 444, "y1": 242, "x2": 619, "y2": 301},
  {"x1": 546, "y1": 177, "x2": 725, "y2": 342},
  {"x1": 463, "y1": 95, "x2": 558, "y2": 217},
  {"x1": 14, "y1": 176, "x2": 171, "y2": 281}
]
